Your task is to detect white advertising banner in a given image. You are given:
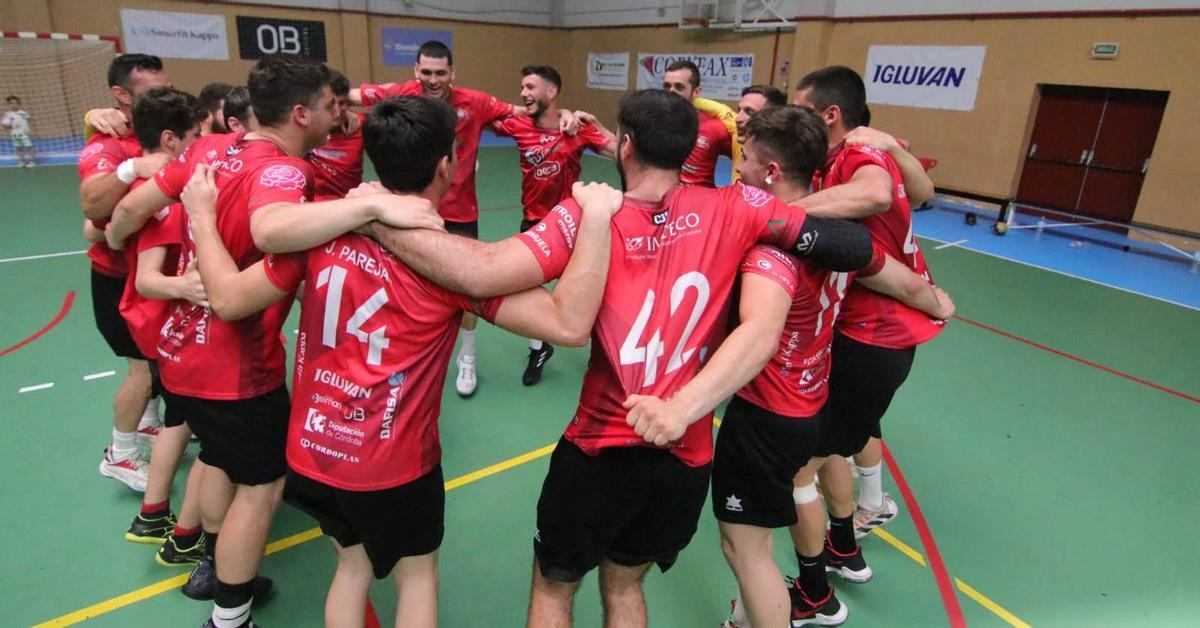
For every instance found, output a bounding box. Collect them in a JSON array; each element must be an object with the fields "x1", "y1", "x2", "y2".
[
  {"x1": 864, "y1": 45, "x2": 986, "y2": 111},
  {"x1": 586, "y1": 52, "x2": 630, "y2": 91},
  {"x1": 636, "y1": 53, "x2": 754, "y2": 101},
  {"x1": 121, "y1": 8, "x2": 230, "y2": 60}
]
